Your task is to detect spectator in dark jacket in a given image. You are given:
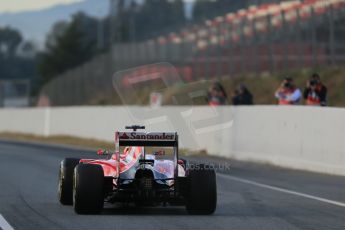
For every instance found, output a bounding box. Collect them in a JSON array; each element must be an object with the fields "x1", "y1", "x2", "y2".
[
  {"x1": 303, "y1": 73, "x2": 327, "y2": 106},
  {"x1": 232, "y1": 83, "x2": 253, "y2": 105}
]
